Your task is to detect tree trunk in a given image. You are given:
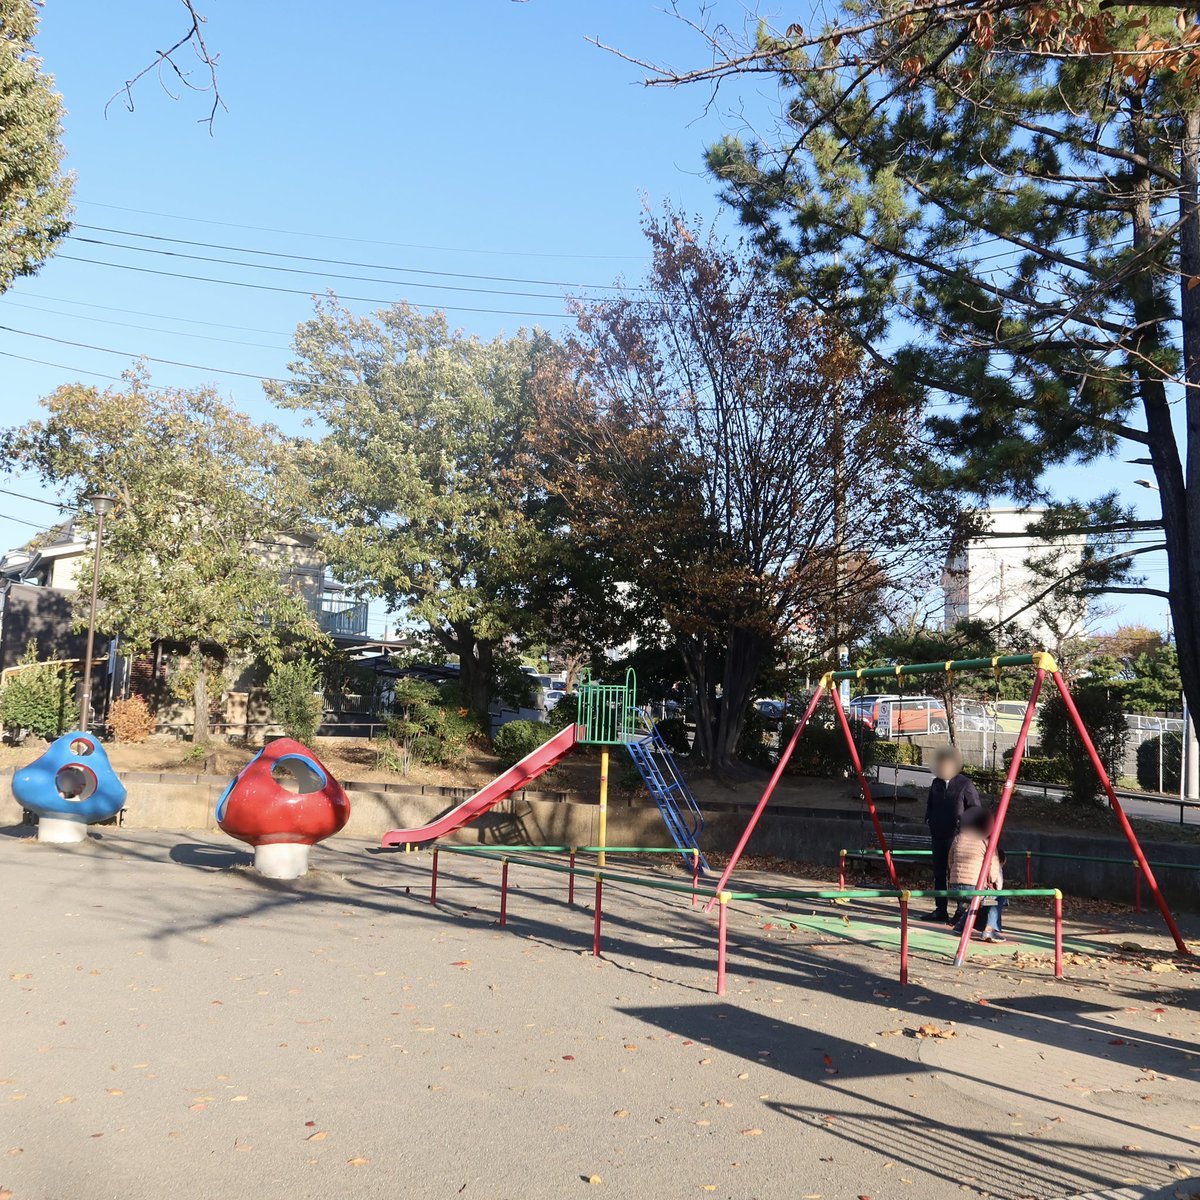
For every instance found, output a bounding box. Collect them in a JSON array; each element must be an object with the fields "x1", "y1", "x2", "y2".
[
  {"x1": 191, "y1": 641, "x2": 209, "y2": 744},
  {"x1": 1131, "y1": 100, "x2": 1200, "y2": 722},
  {"x1": 679, "y1": 626, "x2": 767, "y2": 775},
  {"x1": 711, "y1": 626, "x2": 770, "y2": 773},
  {"x1": 1179, "y1": 104, "x2": 1200, "y2": 722},
  {"x1": 678, "y1": 633, "x2": 717, "y2": 767},
  {"x1": 436, "y1": 623, "x2": 495, "y2": 720}
]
